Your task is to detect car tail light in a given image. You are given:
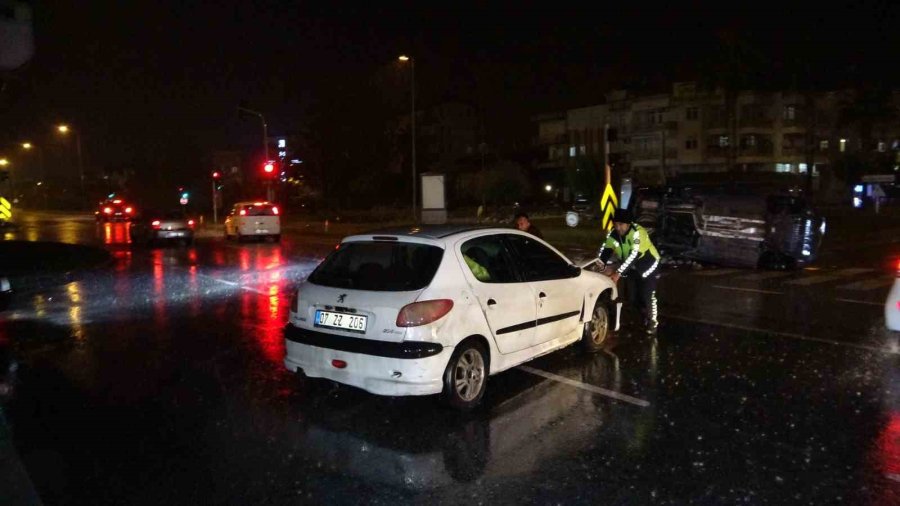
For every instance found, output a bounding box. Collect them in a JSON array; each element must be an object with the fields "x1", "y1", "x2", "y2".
[
  {"x1": 104, "y1": 207, "x2": 112, "y2": 214},
  {"x1": 396, "y1": 299, "x2": 454, "y2": 327},
  {"x1": 113, "y1": 199, "x2": 122, "y2": 204},
  {"x1": 151, "y1": 220, "x2": 161, "y2": 229},
  {"x1": 125, "y1": 207, "x2": 133, "y2": 214},
  {"x1": 239, "y1": 209, "x2": 246, "y2": 216},
  {"x1": 272, "y1": 206, "x2": 279, "y2": 215},
  {"x1": 332, "y1": 359, "x2": 347, "y2": 369},
  {"x1": 188, "y1": 219, "x2": 195, "y2": 227}
]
